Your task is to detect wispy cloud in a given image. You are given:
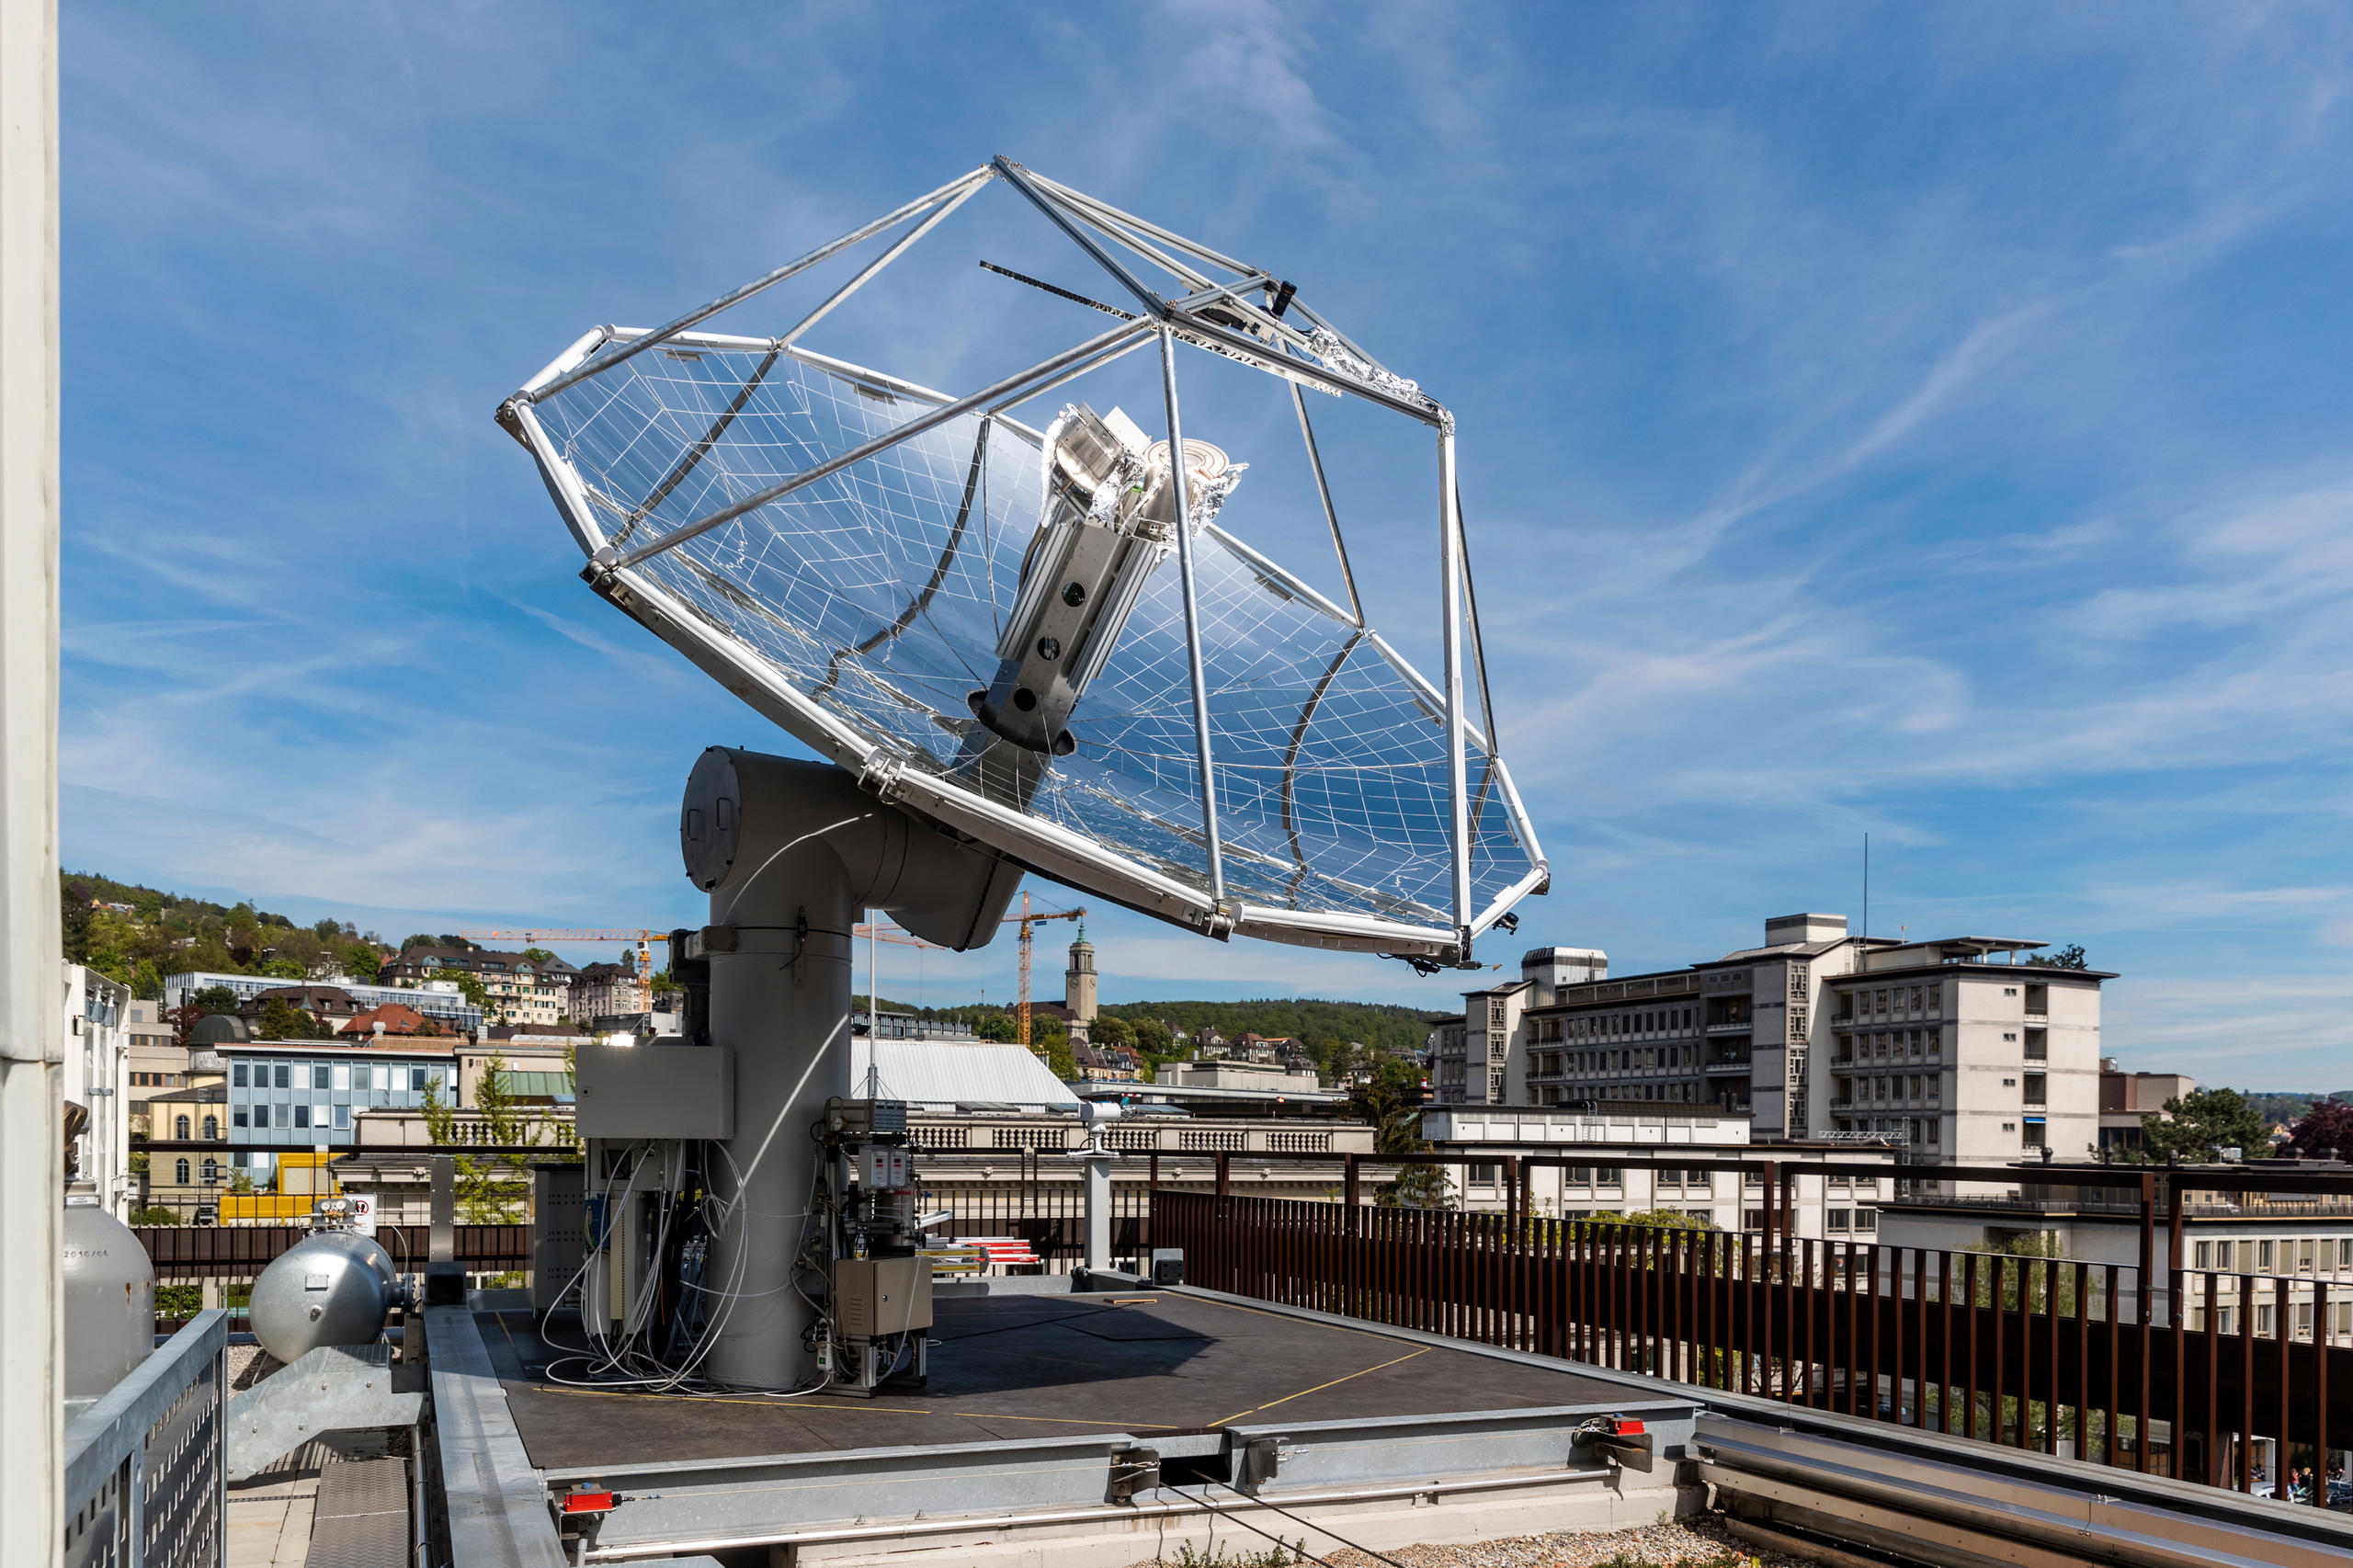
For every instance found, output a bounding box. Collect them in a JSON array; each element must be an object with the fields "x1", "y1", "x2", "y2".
[{"x1": 49, "y1": 3, "x2": 2353, "y2": 1048}]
